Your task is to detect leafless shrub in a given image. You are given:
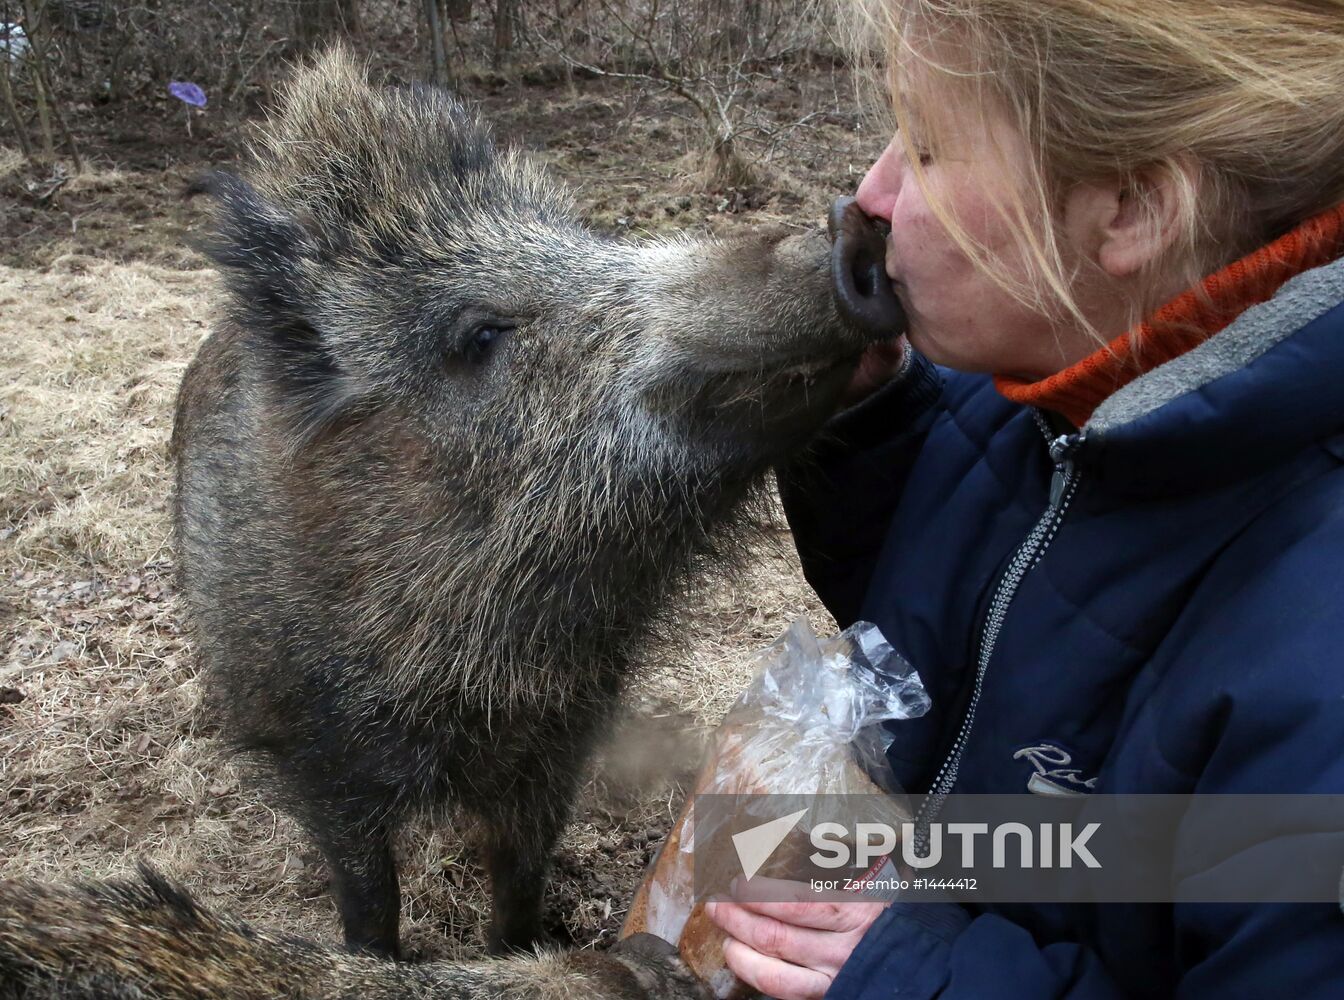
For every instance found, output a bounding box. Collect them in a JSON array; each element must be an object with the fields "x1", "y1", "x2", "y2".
[{"x1": 519, "y1": 0, "x2": 838, "y2": 188}]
